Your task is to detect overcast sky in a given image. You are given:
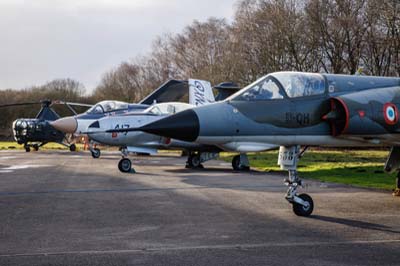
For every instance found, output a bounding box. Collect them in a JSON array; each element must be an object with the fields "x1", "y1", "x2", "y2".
[{"x1": 0, "y1": 0, "x2": 237, "y2": 91}]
